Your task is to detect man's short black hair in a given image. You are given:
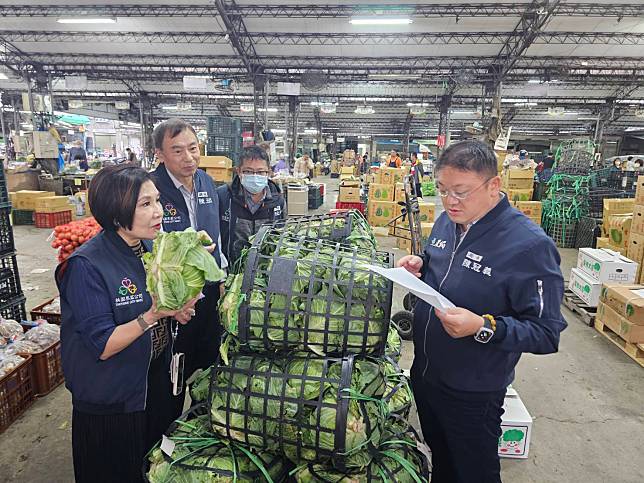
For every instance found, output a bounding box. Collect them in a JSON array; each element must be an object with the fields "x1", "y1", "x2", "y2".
[
  {"x1": 627, "y1": 155, "x2": 634, "y2": 161},
  {"x1": 411, "y1": 152, "x2": 418, "y2": 158},
  {"x1": 153, "y1": 118, "x2": 197, "y2": 150},
  {"x1": 239, "y1": 145, "x2": 270, "y2": 167},
  {"x1": 435, "y1": 140, "x2": 498, "y2": 178},
  {"x1": 89, "y1": 165, "x2": 153, "y2": 231},
  {"x1": 126, "y1": 147, "x2": 131, "y2": 152}
]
